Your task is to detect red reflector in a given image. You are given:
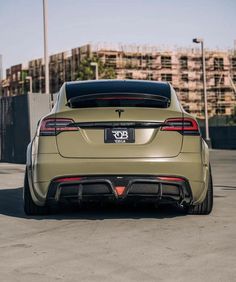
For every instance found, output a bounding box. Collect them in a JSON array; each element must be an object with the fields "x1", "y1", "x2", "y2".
[
  {"x1": 54, "y1": 177, "x2": 83, "y2": 183},
  {"x1": 158, "y1": 177, "x2": 184, "y2": 182},
  {"x1": 115, "y1": 186, "x2": 125, "y2": 195}
]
